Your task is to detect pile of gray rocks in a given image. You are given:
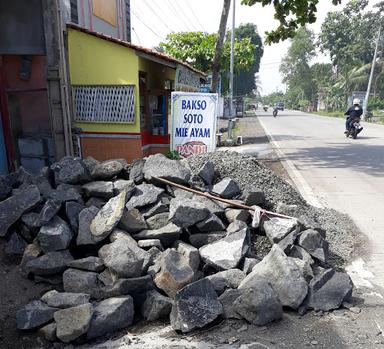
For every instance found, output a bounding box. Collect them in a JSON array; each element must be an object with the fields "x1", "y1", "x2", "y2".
[{"x1": 0, "y1": 153, "x2": 353, "y2": 344}]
